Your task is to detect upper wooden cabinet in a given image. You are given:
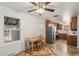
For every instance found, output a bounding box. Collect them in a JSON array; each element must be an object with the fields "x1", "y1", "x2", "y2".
[
  {"x1": 70, "y1": 16, "x2": 77, "y2": 31},
  {"x1": 45, "y1": 20, "x2": 57, "y2": 28},
  {"x1": 45, "y1": 20, "x2": 63, "y2": 30},
  {"x1": 57, "y1": 23, "x2": 62, "y2": 30}
]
